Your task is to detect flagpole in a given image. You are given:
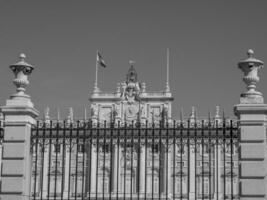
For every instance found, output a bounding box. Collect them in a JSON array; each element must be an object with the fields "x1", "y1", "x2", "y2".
[
  {"x1": 94, "y1": 50, "x2": 99, "y2": 93},
  {"x1": 166, "y1": 48, "x2": 170, "y2": 92}
]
